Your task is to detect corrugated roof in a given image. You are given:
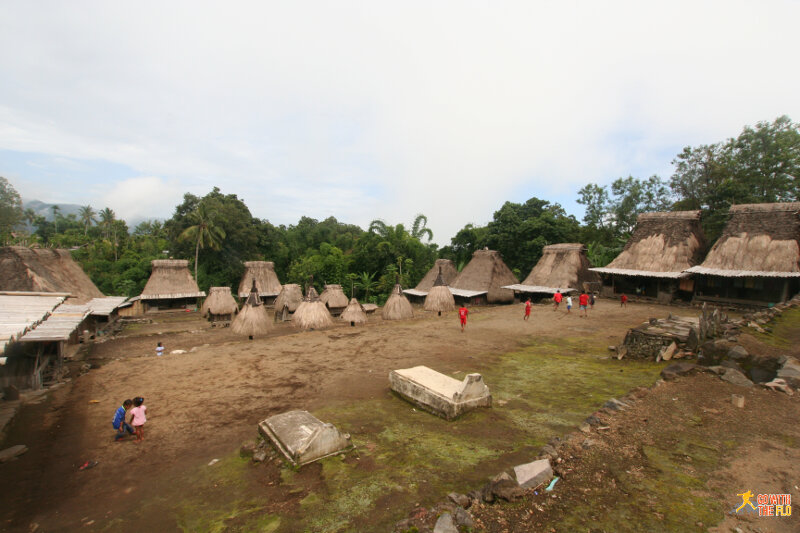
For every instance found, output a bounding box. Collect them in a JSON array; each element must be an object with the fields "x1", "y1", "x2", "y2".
[
  {"x1": 0, "y1": 293, "x2": 67, "y2": 353},
  {"x1": 402, "y1": 289, "x2": 428, "y2": 297},
  {"x1": 684, "y1": 266, "x2": 800, "y2": 278},
  {"x1": 448, "y1": 288, "x2": 488, "y2": 298},
  {"x1": 140, "y1": 292, "x2": 206, "y2": 300},
  {"x1": 20, "y1": 304, "x2": 91, "y2": 342},
  {"x1": 502, "y1": 284, "x2": 578, "y2": 294},
  {"x1": 589, "y1": 267, "x2": 690, "y2": 279},
  {"x1": 87, "y1": 296, "x2": 129, "y2": 316}
]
